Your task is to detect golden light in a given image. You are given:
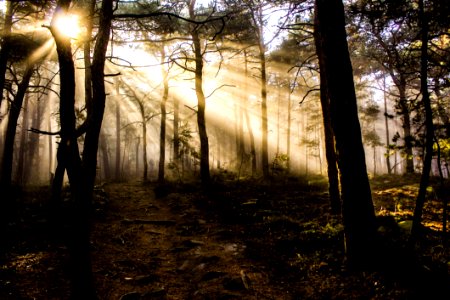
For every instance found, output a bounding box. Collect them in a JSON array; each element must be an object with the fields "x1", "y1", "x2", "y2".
[{"x1": 52, "y1": 13, "x2": 81, "y2": 39}]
